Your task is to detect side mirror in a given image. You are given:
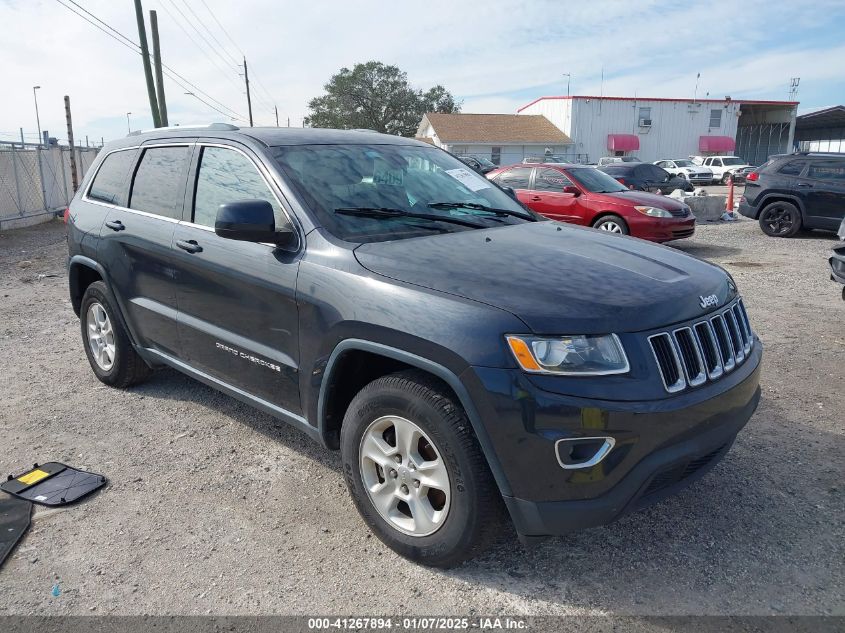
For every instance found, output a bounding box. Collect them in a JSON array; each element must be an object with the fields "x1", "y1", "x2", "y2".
[
  {"x1": 562, "y1": 185, "x2": 581, "y2": 196},
  {"x1": 500, "y1": 186, "x2": 518, "y2": 200},
  {"x1": 215, "y1": 200, "x2": 295, "y2": 247}
]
